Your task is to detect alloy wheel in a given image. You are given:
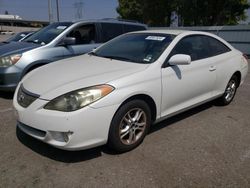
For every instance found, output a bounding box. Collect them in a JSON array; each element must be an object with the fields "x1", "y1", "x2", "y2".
[{"x1": 119, "y1": 108, "x2": 147, "y2": 145}]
